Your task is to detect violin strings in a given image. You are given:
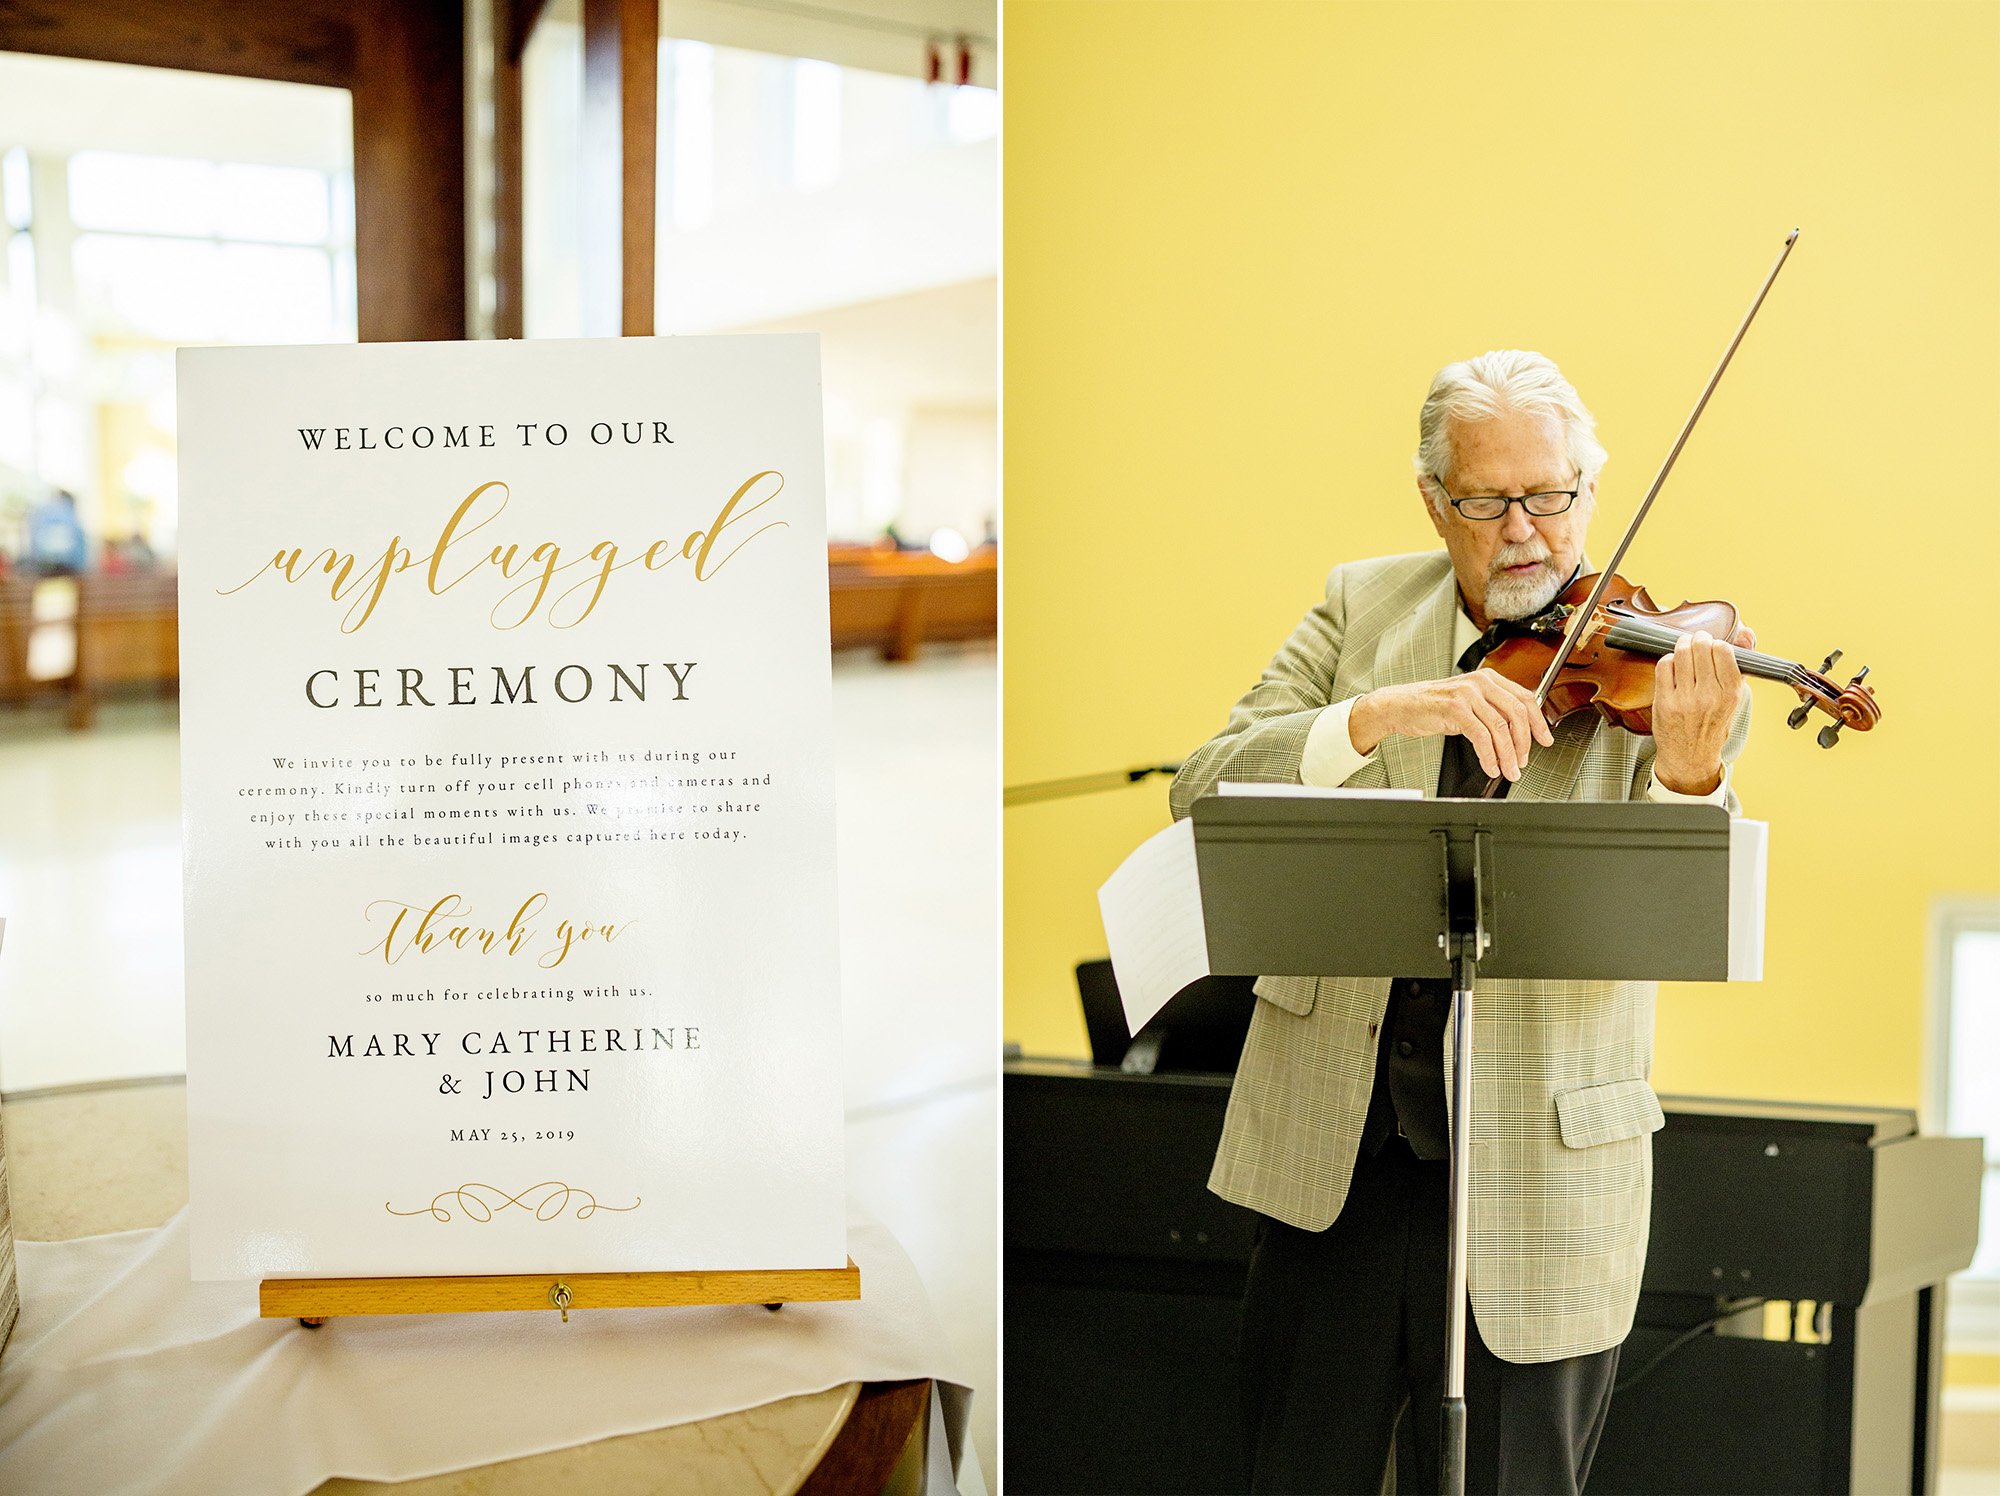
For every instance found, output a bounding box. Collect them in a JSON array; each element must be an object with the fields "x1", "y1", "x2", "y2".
[
  {"x1": 1601, "y1": 616, "x2": 1792, "y2": 672},
  {"x1": 1601, "y1": 616, "x2": 1780, "y2": 665},
  {"x1": 1601, "y1": 621, "x2": 1822, "y2": 693},
  {"x1": 1604, "y1": 630, "x2": 1812, "y2": 689}
]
